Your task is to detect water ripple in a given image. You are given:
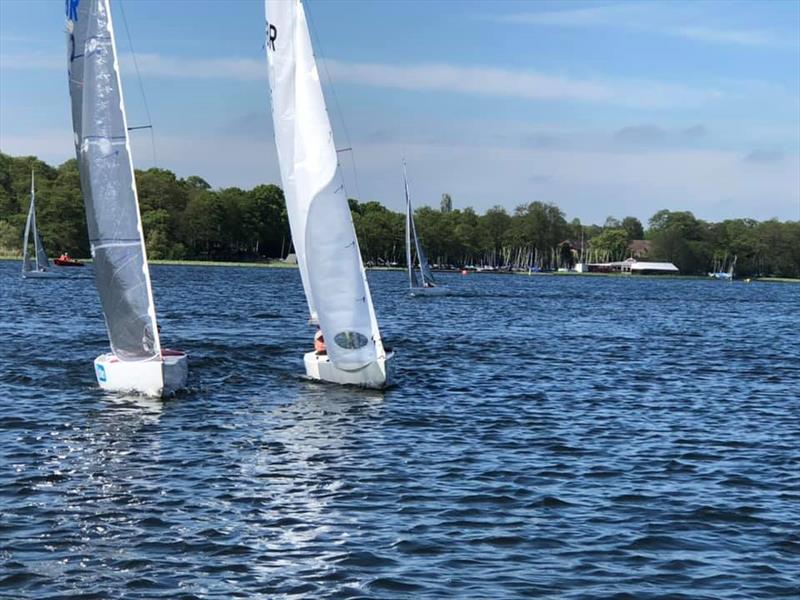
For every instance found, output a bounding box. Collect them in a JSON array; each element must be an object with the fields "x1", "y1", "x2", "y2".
[{"x1": 1, "y1": 263, "x2": 799, "y2": 598}]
